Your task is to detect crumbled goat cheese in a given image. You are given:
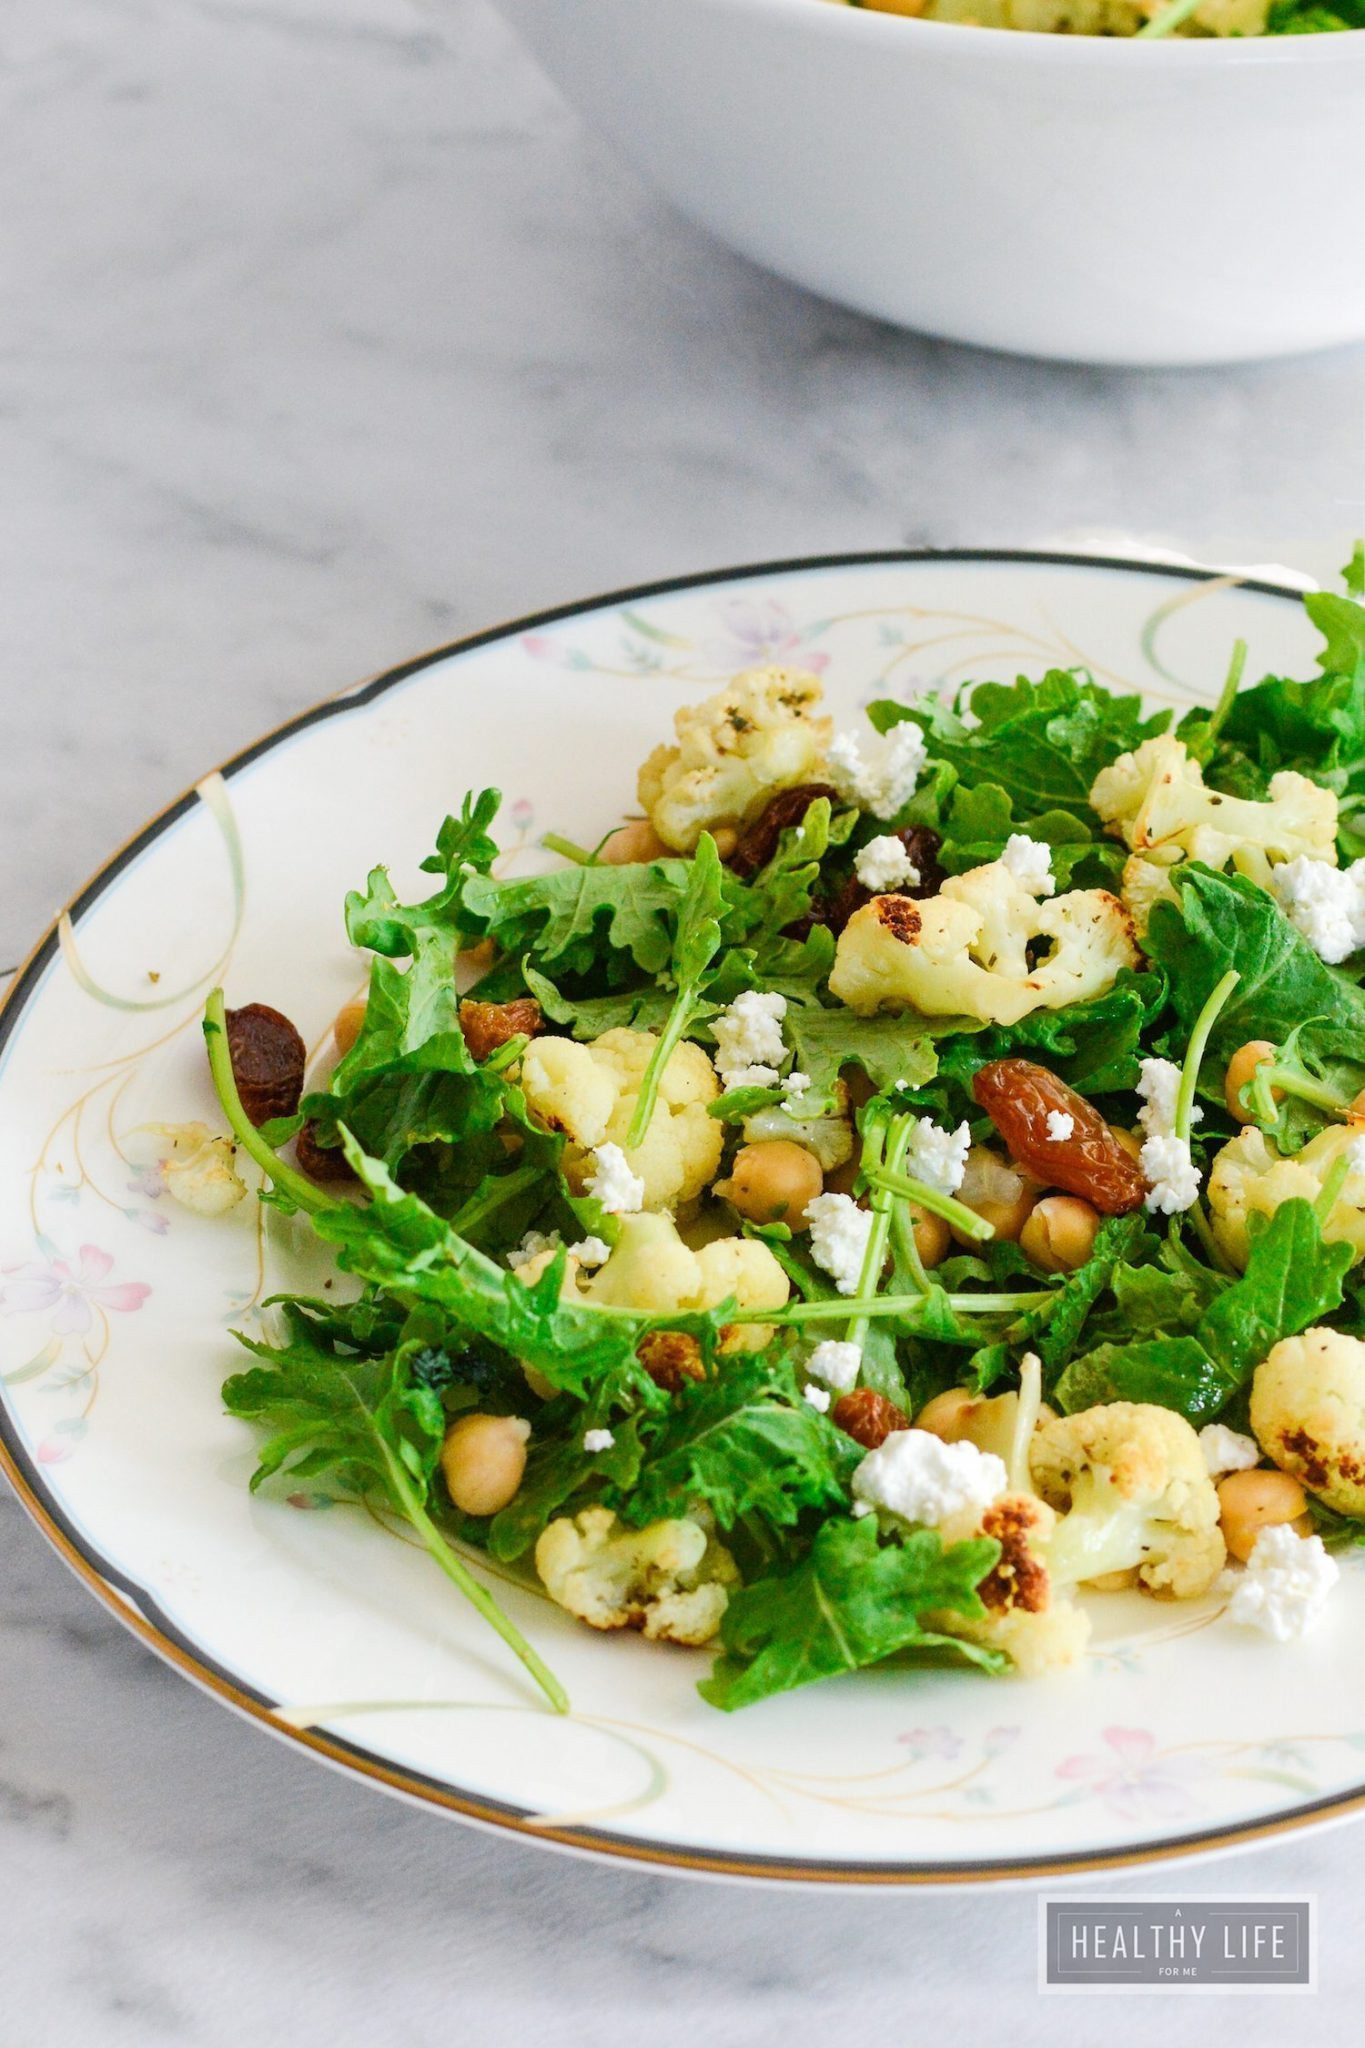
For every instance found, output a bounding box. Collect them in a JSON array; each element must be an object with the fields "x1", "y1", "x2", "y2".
[
  {"x1": 827, "y1": 724, "x2": 927, "y2": 821},
  {"x1": 1136, "y1": 1056, "x2": 1198, "y2": 1141},
  {"x1": 1273, "y1": 856, "x2": 1365, "y2": 965},
  {"x1": 584, "y1": 1143, "x2": 645, "y2": 1215},
  {"x1": 1226, "y1": 1523, "x2": 1339, "y2": 1641},
  {"x1": 805, "y1": 1338, "x2": 863, "y2": 1391},
  {"x1": 805, "y1": 1193, "x2": 875, "y2": 1295},
  {"x1": 1140, "y1": 1132, "x2": 1202, "y2": 1216},
  {"x1": 903, "y1": 1117, "x2": 971, "y2": 1197},
  {"x1": 1000, "y1": 833, "x2": 1056, "y2": 897},
  {"x1": 582, "y1": 1428, "x2": 616, "y2": 1454},
  {"x1": 712, "y1": 989, "x2": 788, "y2": 1092},
  {"x1": 1348, "y1": 1135, "x2": 1365, "y2": 1178},
  {"x1": 782, "y1": 1069, "x2": 812, "y2": 1105},
  {"x1": 852, "y1": 1429, "x2": 1007, "y2": 1526},
  {"x1": 566, "y1": 1236, "x2": 610, "y2": 1268},
  {"x1": 854, "y1": 834, "x2": 920, "y2": 894},
  {"x1": 1198, "y1": 1423, "x2": 1261, "y2": 1477},
  {"x1": 508, "y1": 1229, "x2": 561, "y2": 1270},
  {"x1": 1045, "y1": 1110, "x2": 1075, "y2": 1143},
  {"x1": 803, "y1": 1384, "x2": 832, "y2": 1413}
]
